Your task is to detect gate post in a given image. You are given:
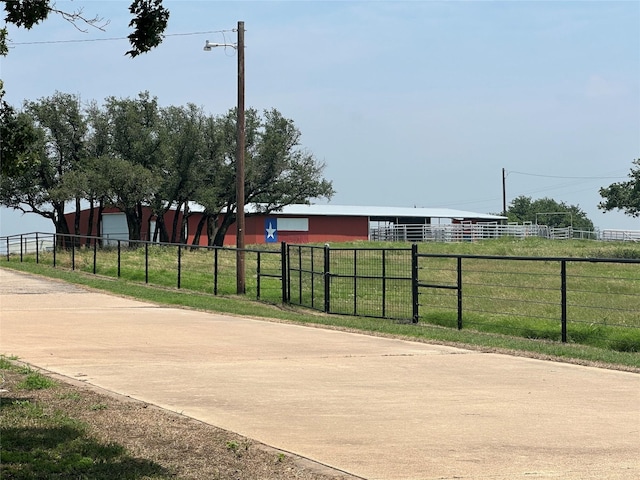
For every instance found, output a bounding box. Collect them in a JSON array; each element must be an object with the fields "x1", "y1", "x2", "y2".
[
  {"x1": 411, "y1": 244, "x2": 419, "y2": 323},
  {"x1": 281, "y1": 242, "x2": 288, "y2": 303},
  {"x1": 324, "y1": 244, "x2": 330, "y2": 313},
  {"x1": 177, "y1": 244, "x2": 182, "y2": 289},
  {"x1": 561, "y1": 260, "x2": 567, "y2": 343},
  {"x1": 457, "y1": 257, "x2": 463, "y2": 330}
]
